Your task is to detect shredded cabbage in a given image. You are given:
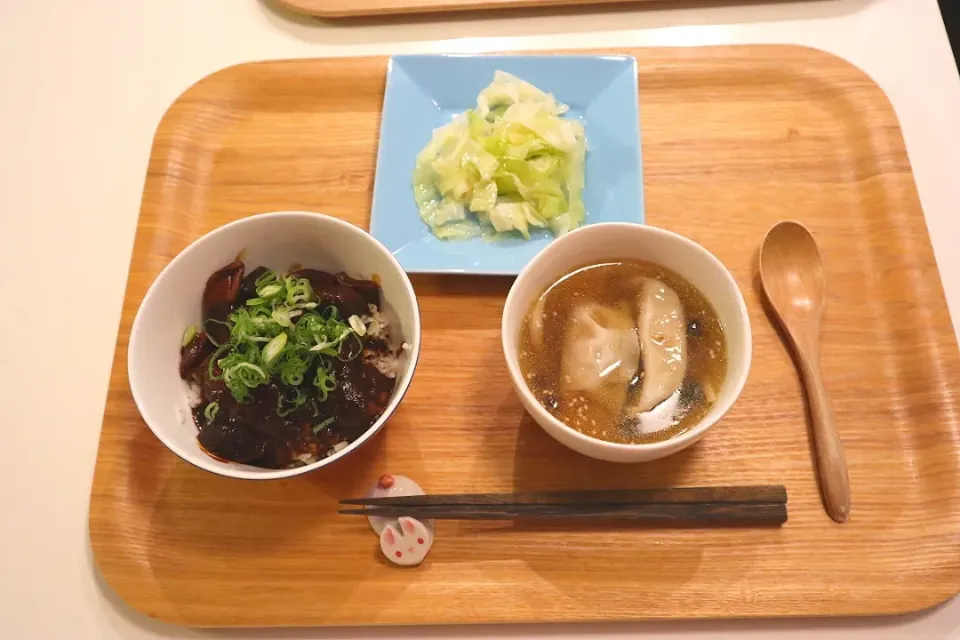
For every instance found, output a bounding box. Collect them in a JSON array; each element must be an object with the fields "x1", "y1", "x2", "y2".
[{"x1": 412, "y1": 71, "x2": 587, "y2": 241}]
